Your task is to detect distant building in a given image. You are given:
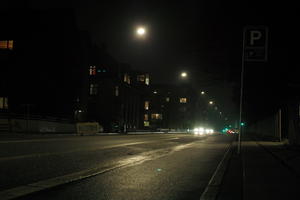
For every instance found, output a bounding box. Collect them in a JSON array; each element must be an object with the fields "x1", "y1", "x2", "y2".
[{"x1": 143, "y1": 84, "x2": 199, "y2": 131}]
